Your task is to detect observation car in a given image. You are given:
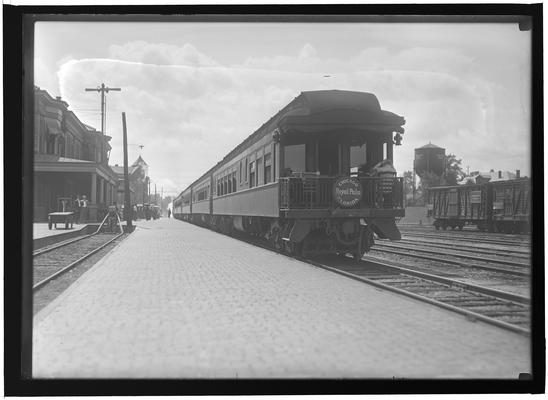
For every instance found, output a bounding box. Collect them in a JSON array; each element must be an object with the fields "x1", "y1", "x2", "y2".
[
  {"x1": 173, "y1": 90, "x2": 406, "y2": 259},
  {"x1": 426, "y1": 177, "x2": 531, "y2": 233}
]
